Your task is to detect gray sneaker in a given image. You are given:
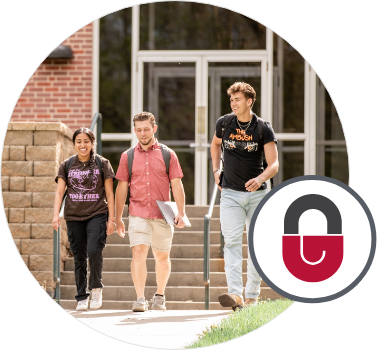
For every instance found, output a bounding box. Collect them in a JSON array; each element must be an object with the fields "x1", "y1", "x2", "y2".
[
  {"x1": 132, "y1": 297, "x2": 148, "y2": 312},
  {"x1": 151, "y1": 294, "x2": 166, "y2": 311}
]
